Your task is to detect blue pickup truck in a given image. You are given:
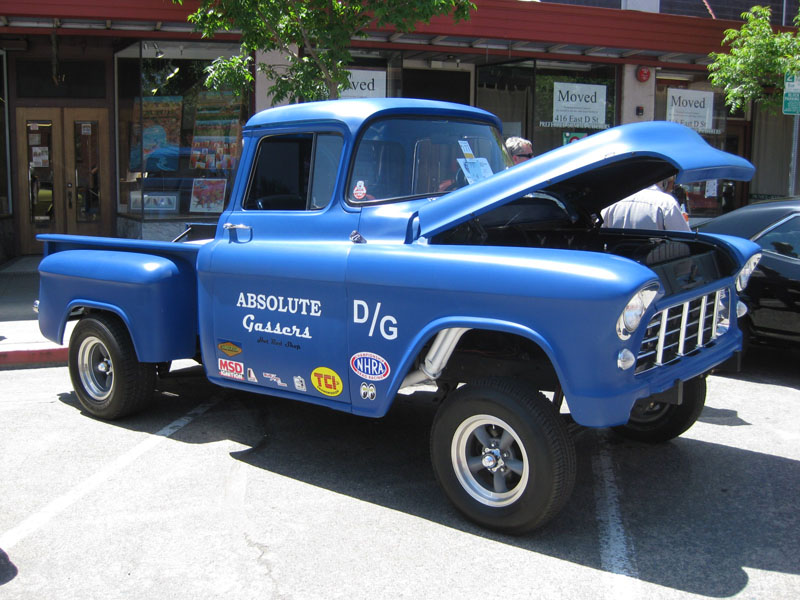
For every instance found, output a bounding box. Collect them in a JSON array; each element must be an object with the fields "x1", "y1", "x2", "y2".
[{"x1": 36, "y1": 98, "x2": 760, "y2": 533}]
